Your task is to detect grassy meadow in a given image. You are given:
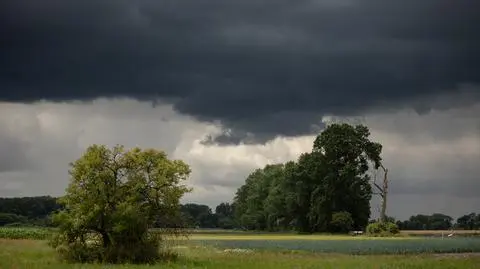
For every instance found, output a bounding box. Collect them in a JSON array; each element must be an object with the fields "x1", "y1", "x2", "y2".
[{"x1": 1, "y1": 227, "x2": 480, "y2": 268}]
